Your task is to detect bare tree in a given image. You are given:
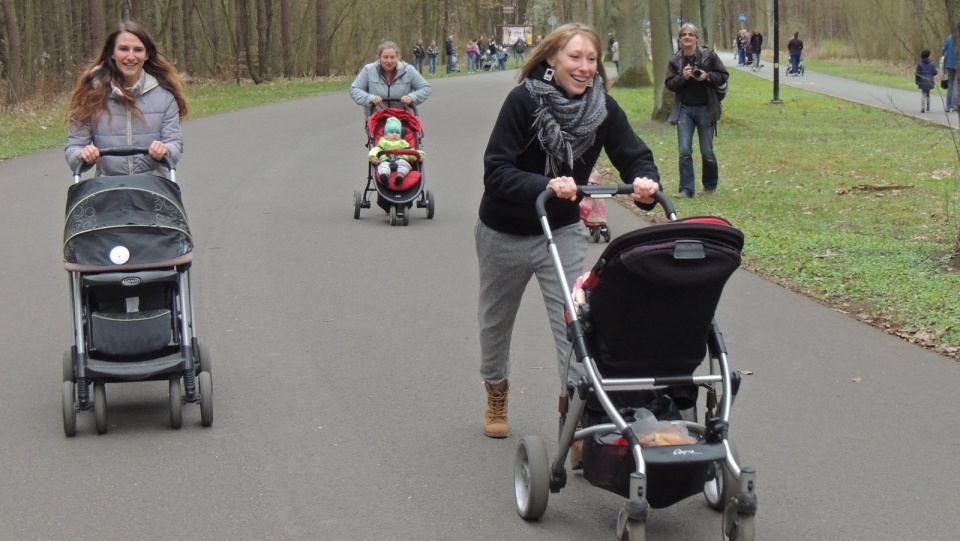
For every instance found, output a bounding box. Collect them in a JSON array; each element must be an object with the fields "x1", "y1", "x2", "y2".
[
  {"x1": 649, "y1": 0, "x2": 673, "y2": 121},
  {"x1": 612, "y1": 0, "x2": 652, "y2": 88}
]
